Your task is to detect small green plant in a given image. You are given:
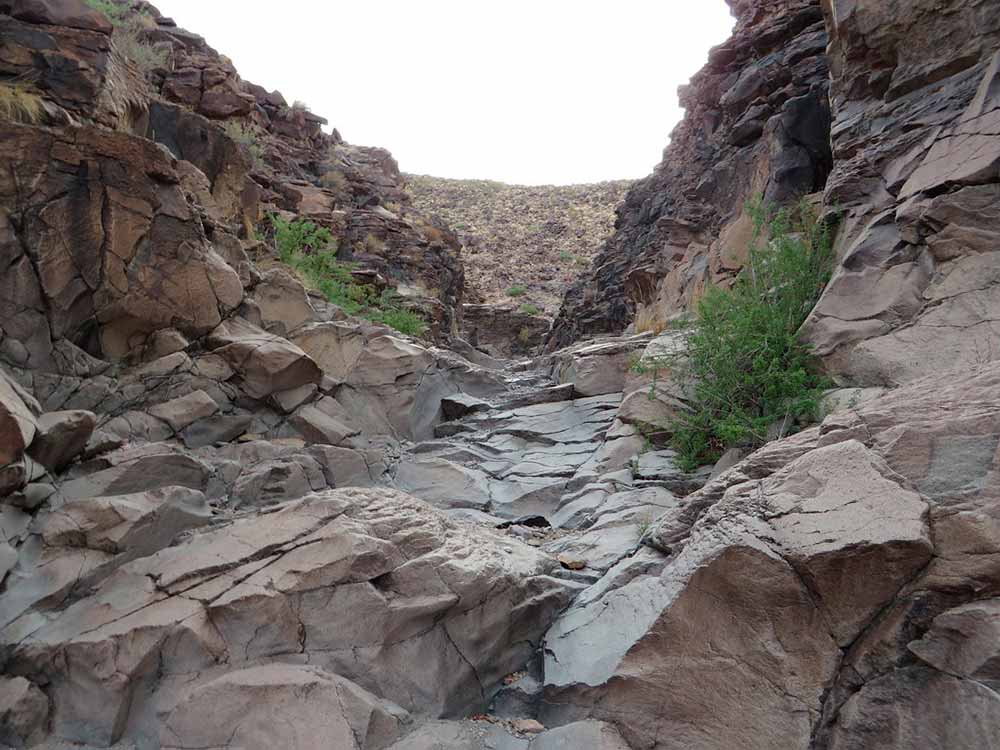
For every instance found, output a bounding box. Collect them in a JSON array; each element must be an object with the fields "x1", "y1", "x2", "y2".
[
  {"x1": 0, "y1": 82, "x2": 45, "y2": 124},
  {"x1": 517, "y1": 327, "x2": 533, "y2": 345},
  {"x1": 269, "y1": 215, "x2": 426, "y2": 337},
  {"x1": 223, "y1": 121, "x2": 265, "y2": 170},
  {"x1": 559, "y1": 250, "x2": 574, "y2": 262},
  {"x1": 507, "y1": 285, "x2": 527, "y2": 298},
  {"x1": 518, "y1": 303, "x2": 541, "y2": 316},
  {"x1": 668, "y1": 198, "x2": 836, "y2": 471},
  {"x1": 636, "y1": 514, "x2": 654, "y2": 540}
]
